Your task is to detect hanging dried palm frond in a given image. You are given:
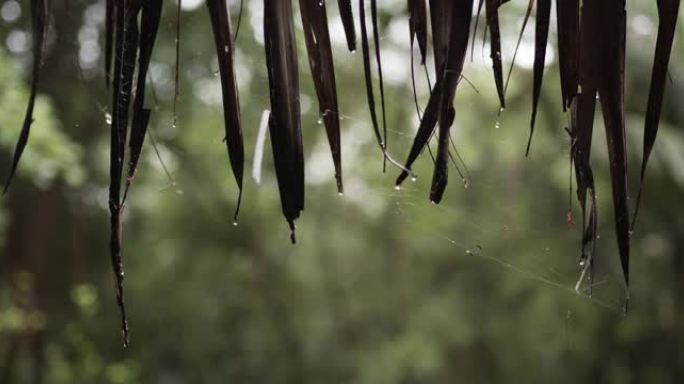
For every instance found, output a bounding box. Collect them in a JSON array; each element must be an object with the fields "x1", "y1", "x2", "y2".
[
  {"x1": 527, "y1": 0, "x2": 550, "y2": 155},
  {"x1": 264, "y1": 0, "x2": 304, "y2": 243},
  {"x1": 107, "y1": 0, "x2": 162, "y2": 346},
  {"x1": 485, "y1": 0, "x2": 506, "y2": 109},
  {"x1": 300, "y1": 0, "x2": 343, "y2": 194},
  {"x1": 207, "y1": 0, "x2": 244, "y2": 221},
  {"x1": 556, "y1": 0, "x2": 579, "y2": 110},
  {"x1": 3, "y1": 0, "x2": 49, "y2": 193},
  {"x1": 633, "y1": 0, "x2": 681, "y2": 227},
  {"x1": 338, "y1": 0, "x2": 357, "y2": 52},
  {"x1": 3, "y1": 0, "x2": 682, "y2": 344},
  {"x1": 430, "y1": 0, "x2": 473, "y2": 203}
]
